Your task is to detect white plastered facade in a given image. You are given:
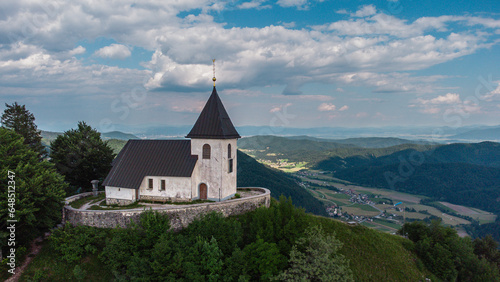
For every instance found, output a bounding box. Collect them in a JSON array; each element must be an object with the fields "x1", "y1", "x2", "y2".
[{"x1": 190, "y1": 138, "x2": 237, "y2": 201}]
